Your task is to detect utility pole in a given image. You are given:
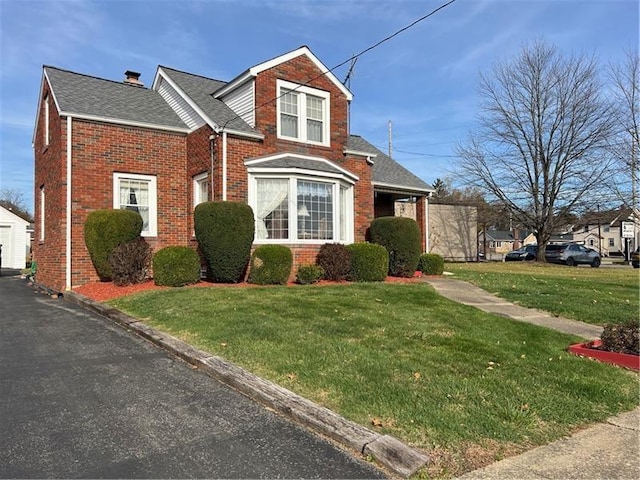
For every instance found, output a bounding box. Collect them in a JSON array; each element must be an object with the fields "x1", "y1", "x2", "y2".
[
  {"x1": 388, "y1": 120, "x2": 393, "y2": 159},
  {"x1": 597, "y1": 203, "x2": 602, "y2": 255}
]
